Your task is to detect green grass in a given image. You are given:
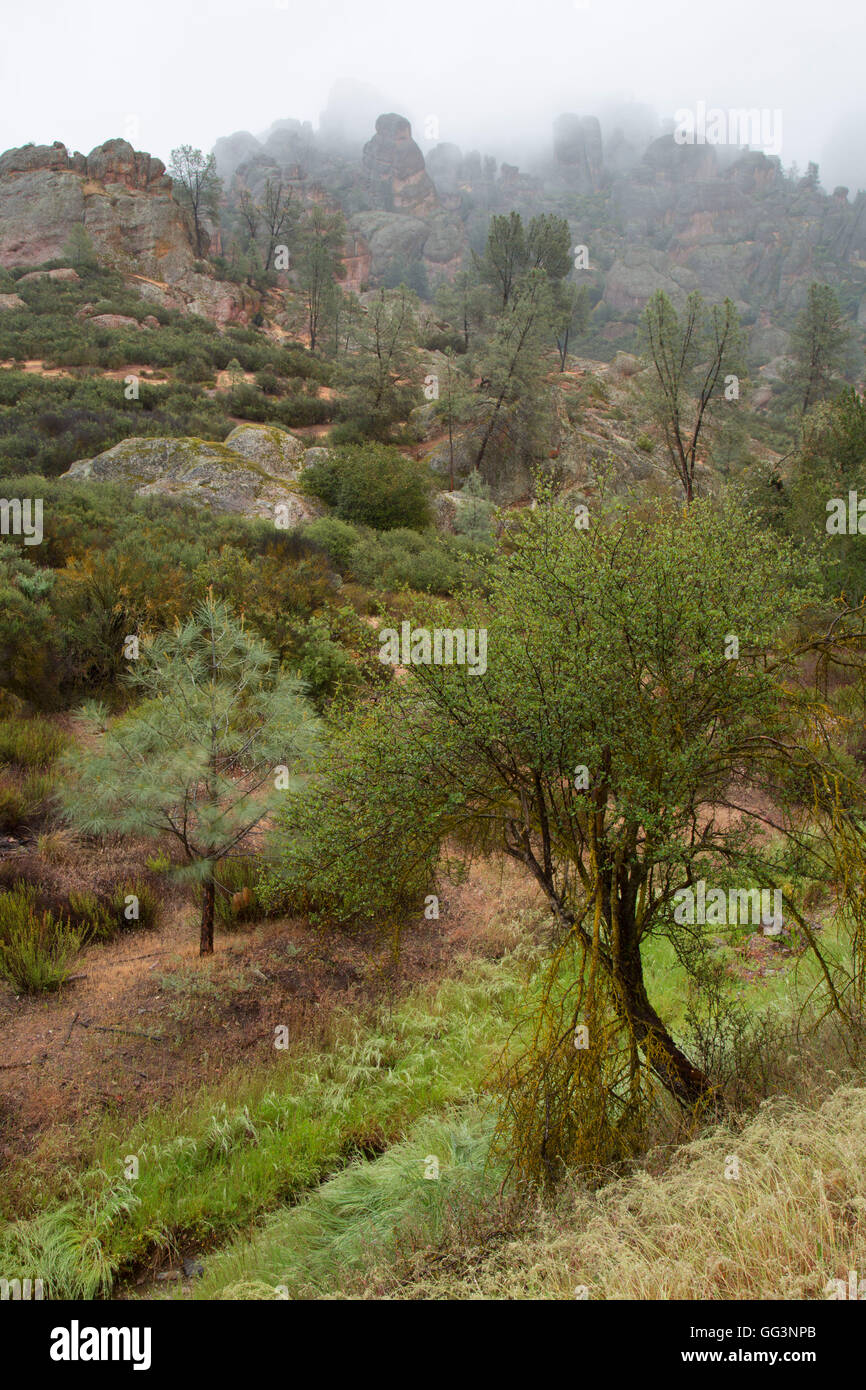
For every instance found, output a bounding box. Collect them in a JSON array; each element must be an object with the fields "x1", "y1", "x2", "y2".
[
  {"x1": 184, "y1": 1104, "x2": 500, "y2": 1300},
  {"x1": 0, "y1": 953, "x2": 528, "y2": 1298},
  {"x1": 0, "y1": 716, "x2": 67, "y2": 767},
  {"x1": 0, "y1": 884, "x2": 82, "y2": 993}
]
